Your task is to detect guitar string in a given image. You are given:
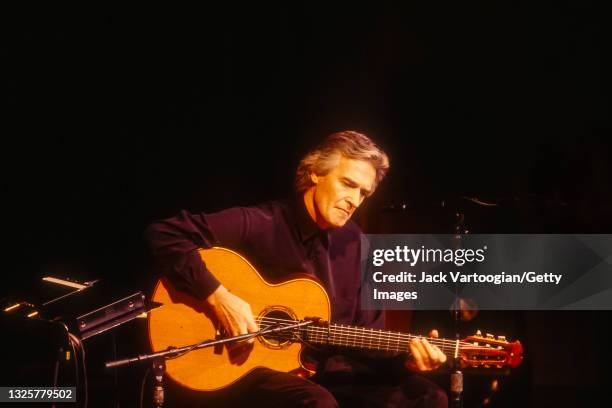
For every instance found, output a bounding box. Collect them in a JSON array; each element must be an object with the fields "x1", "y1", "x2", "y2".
[
  {"x1": 257, "y1": 323, "x2": 467, "y2": 349},
  {"x1": 253, "y1": 315, "x2": 476, "y2": 346},
  {"x1": 256, "y1": 323, "x2": 507, "y2": 355},
  {"x1": 242, "y1": 315, "x2": 501, "y2": 352},
  {"x1": 253, "y1": 316, "x2": 477, "y2": 348},
  {"x1": 251, "y1": 316, "x2": 492, "y2": 350},
  {"x1": 255, "y1": 321, "x2": 502, "y2": 356},
  {"x1": 302, "y1": 331, "x2": 498, "y2": 353}
]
